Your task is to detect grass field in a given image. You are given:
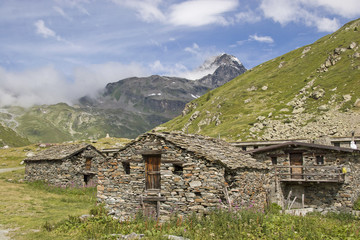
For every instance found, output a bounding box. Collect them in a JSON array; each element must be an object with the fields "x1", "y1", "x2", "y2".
[
  {"x1": 0, "y1": 169, "x2": 97, "y2": 239},
  {"x1": 0, "y1": 141, "x2": 359, "y2": 239}
]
